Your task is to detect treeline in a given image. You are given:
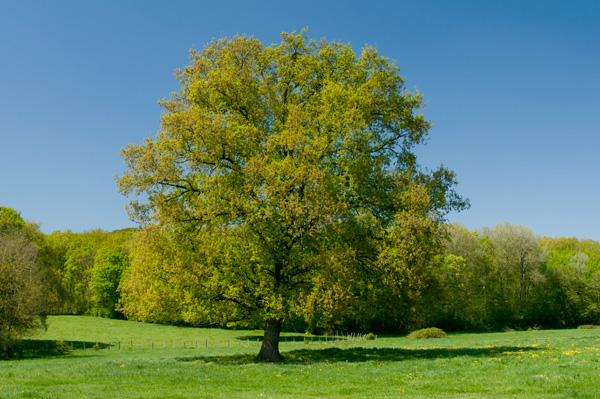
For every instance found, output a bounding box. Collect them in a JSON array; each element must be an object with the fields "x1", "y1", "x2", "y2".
[
  {"x1": 3, "y1": 205, "x2": 600, "y2": 337},
  {"x1": 43, "y1": 228, "x2": 135, "y2": 318},
  {"x1": 433, "y1": 223, "x2": 600, "y2": 330},
  {"x1": 0, "y1": 206, "x2": 135, "y2": 328}
]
